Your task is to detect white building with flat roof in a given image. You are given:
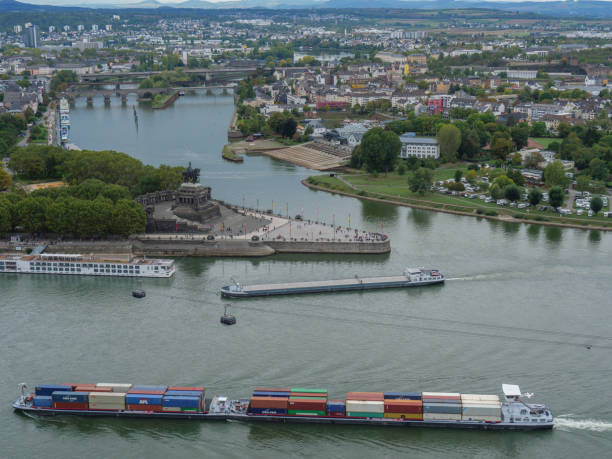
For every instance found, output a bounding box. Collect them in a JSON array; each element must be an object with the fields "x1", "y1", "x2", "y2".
[{"x1": 399, "y1": 135, "x2": 440, "y2": 159}]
